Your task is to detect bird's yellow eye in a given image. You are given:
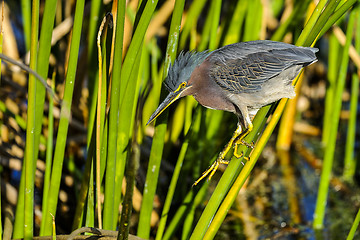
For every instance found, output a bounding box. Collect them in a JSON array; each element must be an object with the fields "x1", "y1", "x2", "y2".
[{"x1": 175, "y1": 82, "x2": 187, "y2": 92}]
